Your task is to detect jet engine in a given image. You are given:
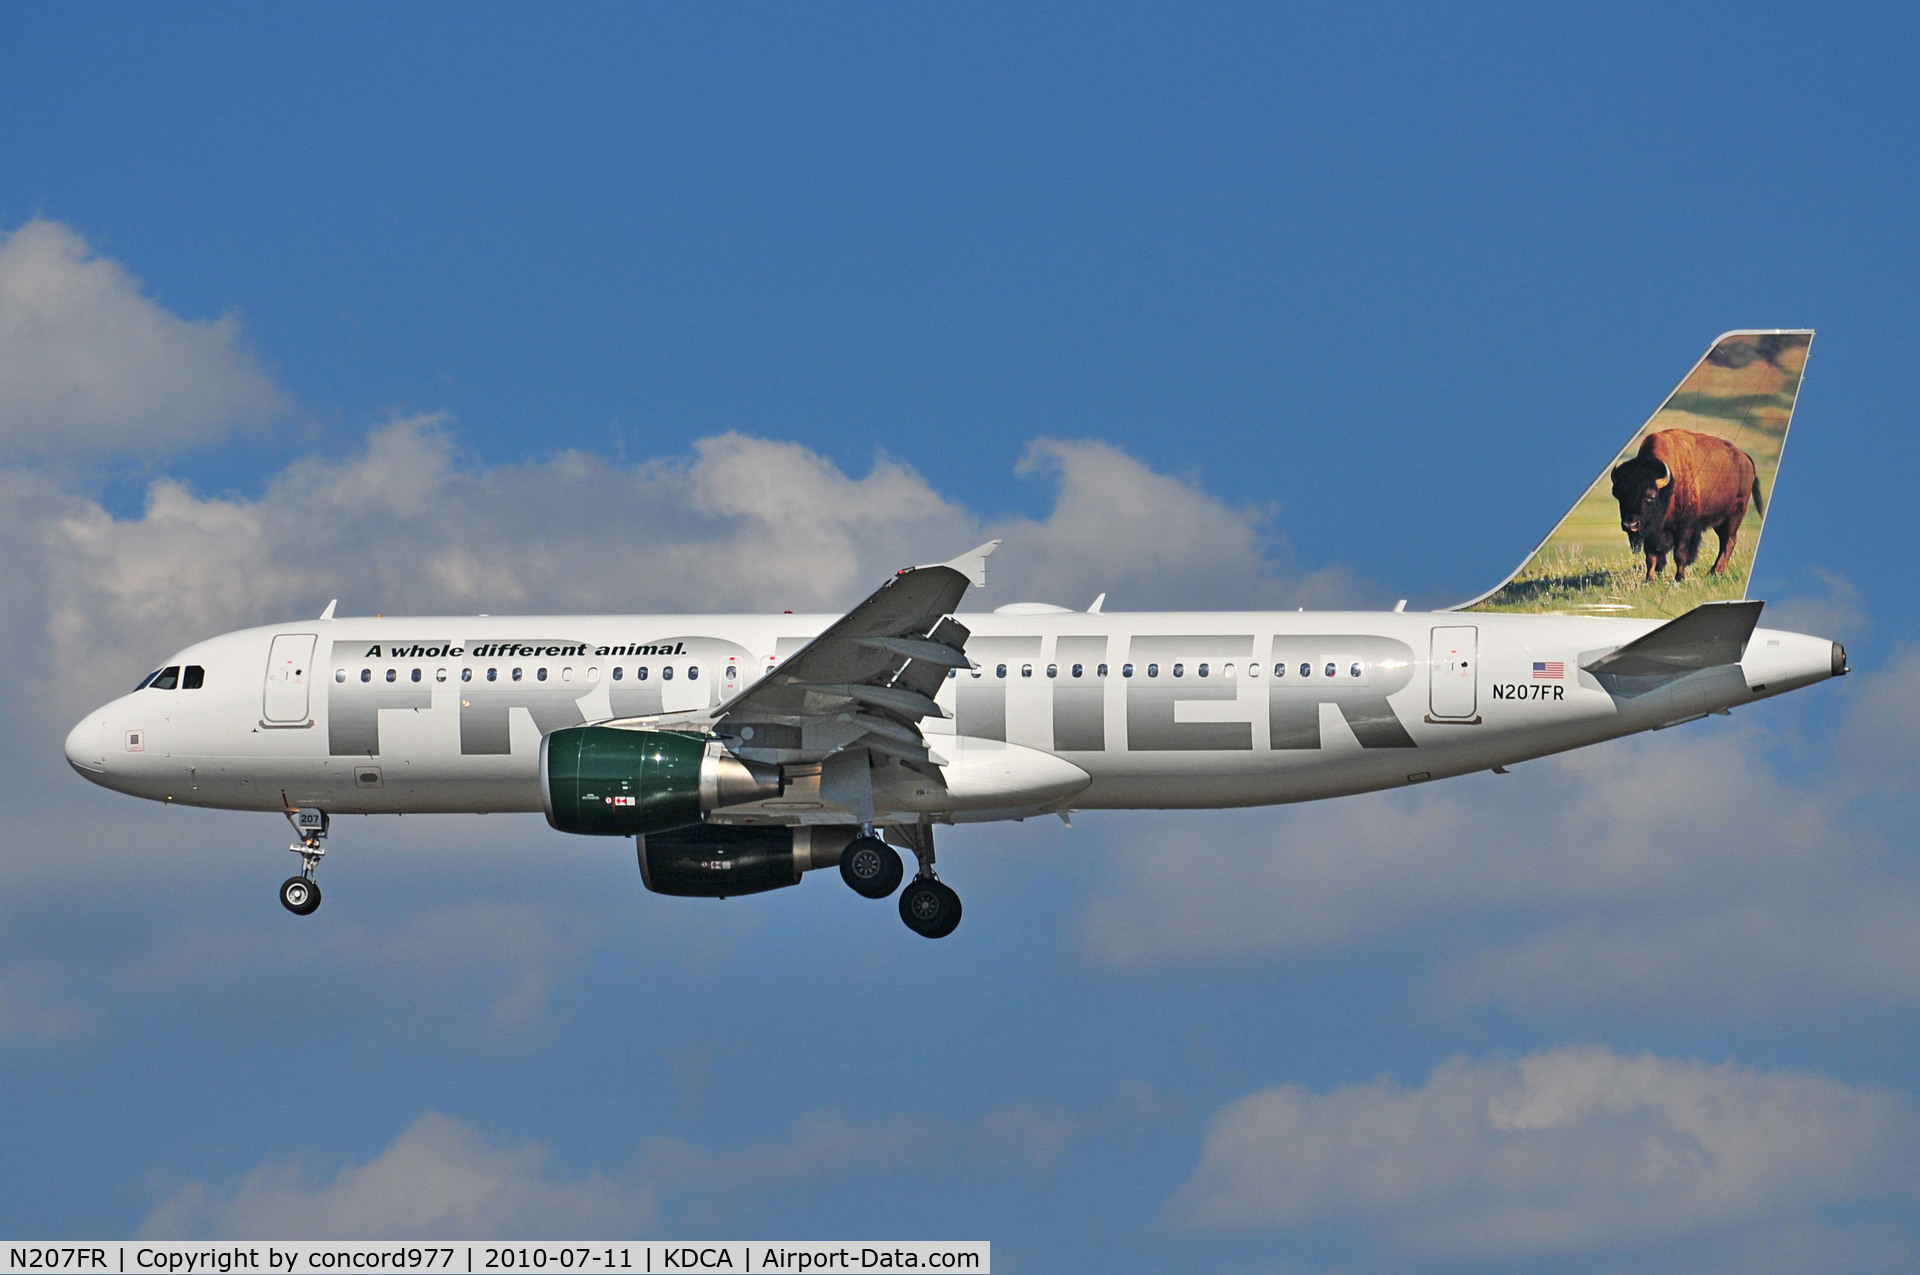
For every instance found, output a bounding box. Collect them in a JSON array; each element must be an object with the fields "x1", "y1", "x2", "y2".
[
  {"x1": 540, "y1": 726, "x2": 781, "y2": 836},
  {"x1": 637, "y1": 823, "x2": 855, "y2": 898}
]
